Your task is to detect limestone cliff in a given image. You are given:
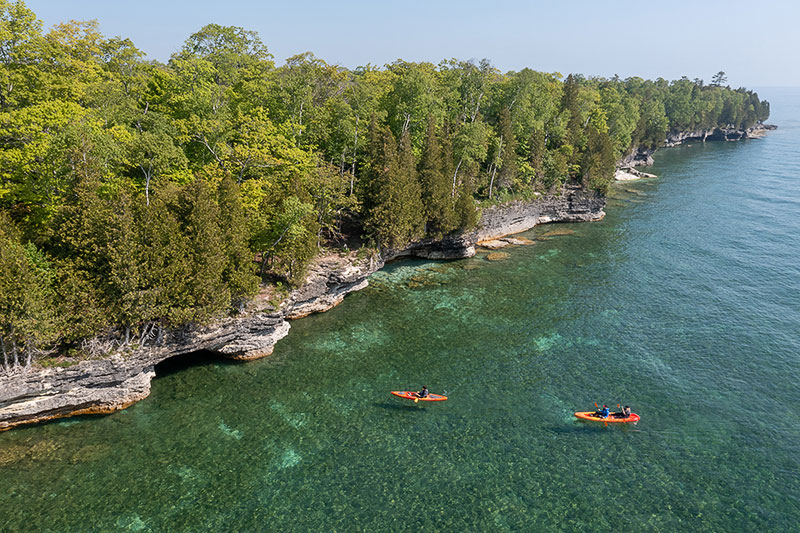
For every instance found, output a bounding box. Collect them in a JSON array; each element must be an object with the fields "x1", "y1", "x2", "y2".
[{"x1": 620, "y1": 123, "x2": 776, "y2": 170}]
